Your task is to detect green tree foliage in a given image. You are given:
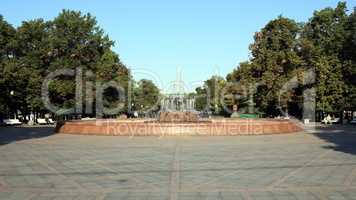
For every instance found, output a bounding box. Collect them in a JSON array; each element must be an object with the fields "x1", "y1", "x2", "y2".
[
  {"x1": 199, "y1": 2, "x2": 356, "y2": 118},
  {"x1": 133, "y1": 79, "x2": 160, "y2": 112},
  {"x1": 194, "y1": 76, "x2": 226, "y2": 114},
  {"x1": 47, "y1": 10, "x2": 114, "y2": 111},
  {"x1": 342, "y1": 8, "x2": 356, "y2": 110},
  {"x1": 194, "y1": 86, "x2": 208, "y2": 111},
  {"x1": 97, "y1": 50, "x2": 131, "y2": 112},
  {"x1": 226, "y1": 17, "x2": 303, "y2": 116},
  {"x1": 0, "y1": 15, "x2": 16, "y2": 118},
  {"x1": 12, "y1": 19, "x2": 50, "y2": 114},
  {"x1": 301, "y1": 2, "x2": 348, "y2": 113},
  {"x1": 0, "y1": 10, "x2": 160, "y2": 119},
  {"x1": 225, "y1": 62, "x2": 256, "y2": 113}
]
